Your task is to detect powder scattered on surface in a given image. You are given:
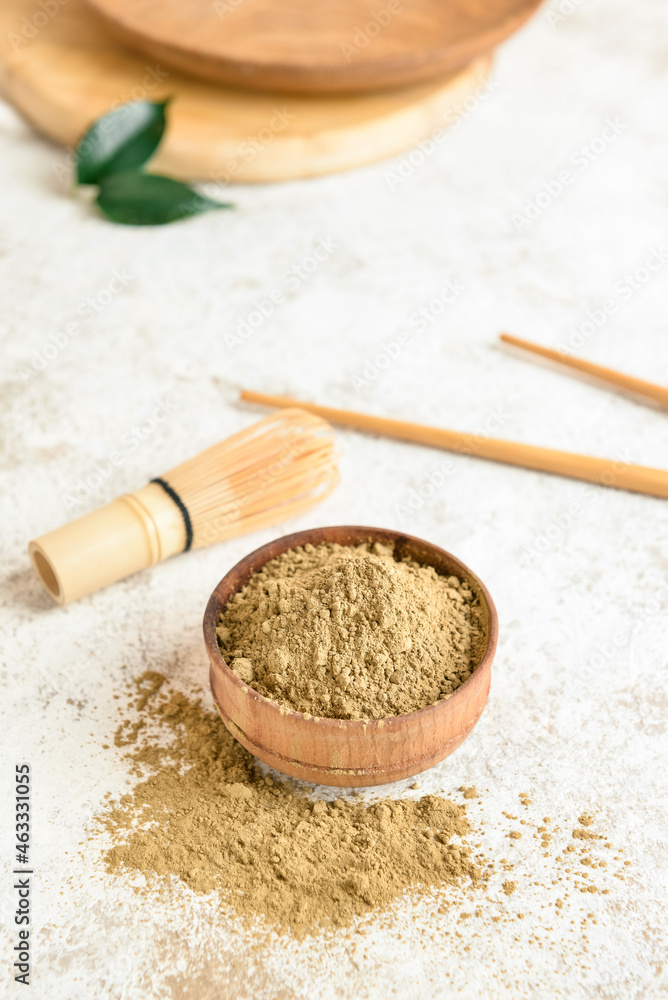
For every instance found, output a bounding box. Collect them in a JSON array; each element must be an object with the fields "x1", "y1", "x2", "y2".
[
  {"x1": 102, "y1": 672, "x2": 482, "y2": 936},
  {"x1": 216, "y1": 541, "x2": 487, "y2": 720},
  {"x1": 99, "y1": 677, "x2": 630, "y2": 953}
]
